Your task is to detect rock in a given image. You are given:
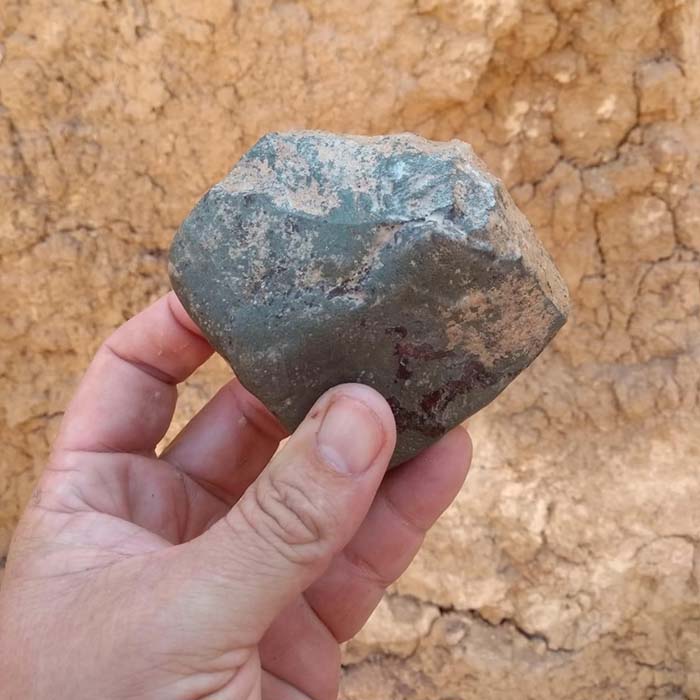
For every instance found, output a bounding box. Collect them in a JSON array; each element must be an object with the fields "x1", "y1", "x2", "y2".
[{"x1": 169, "y1": 131, "x2": 570, "y2": 466}]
